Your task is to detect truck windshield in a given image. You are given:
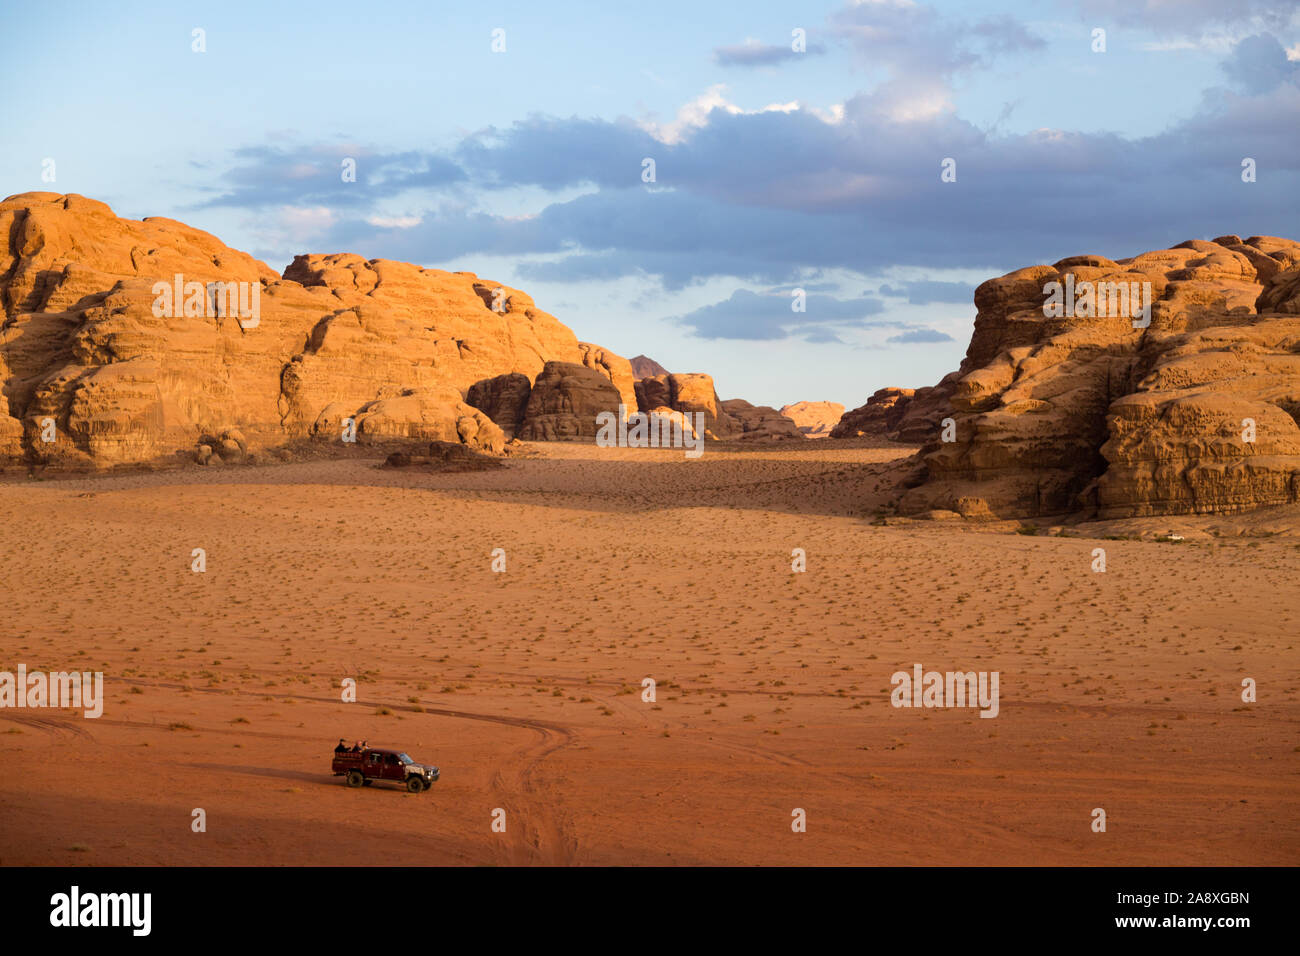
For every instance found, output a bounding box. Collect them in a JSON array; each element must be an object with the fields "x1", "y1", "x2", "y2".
[{"x1": 397, "y1": 753, "x2": 413, "y2": 764}]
